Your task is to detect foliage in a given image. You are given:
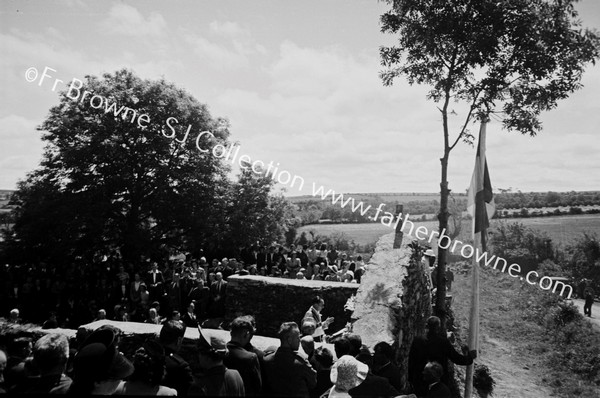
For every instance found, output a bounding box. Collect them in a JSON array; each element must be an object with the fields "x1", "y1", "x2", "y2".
[
  {"x1": 489, "y1": 221, "x2": 555, "y2": 273},
  {"x1": 381, "y1": 0, "x2": 599, "y2": 135},
  {"x1": 222, "y1": 162, "x2": 292, "y2": 254},
  {"x1": 564, "y1": 233, "x2": 600, "y2": 293},
  {"x1": 473, "y1": 364, "x2": 495, "y2": 398},
  {"x1": 494, "y1": 190, "x2": 600, "y2": 210},
  {"x1": 3, "y1": 69, "x2": 291, "y2": 264},
  {"x1": 512, "y1": 282, "x2": 600, "y2": 387}
]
